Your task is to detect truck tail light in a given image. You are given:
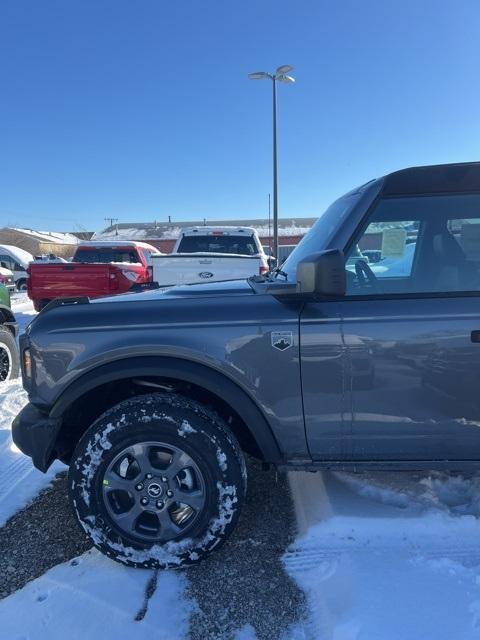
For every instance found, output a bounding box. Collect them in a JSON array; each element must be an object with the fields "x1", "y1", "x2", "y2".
[
  {"x1": 147, "y1": 266, "x2": 153, "y2": 281},
  {"x1": 259, "y1": 265, "x2": 269, "y2": 275},
  {"x1": 109, "y1": 272, "x2": 119, "y2": 291}
]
